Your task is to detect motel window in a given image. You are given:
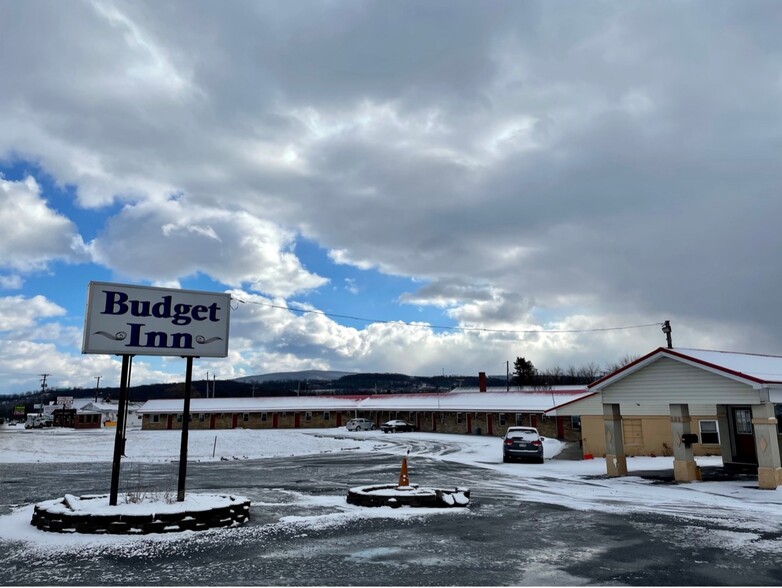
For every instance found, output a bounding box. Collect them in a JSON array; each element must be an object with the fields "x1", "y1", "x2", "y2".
[
  {"x1": 243, "y1": 413, "x2": 250, "y2": 422},
  {"x1": 152, "y1": 415, "x2": 160, "y2": 423},
  {"x1": 499, "y1": 413, "x2": 506, "y2": 426},
  {"x1": 176, "y1": 414, "x2": 183, "y2": 423},
  {"x1": 571, "y1": 416, "x2": 582, "y2": 432},
  {"x1": 324, "y1": 411, "x2": 330, "y2": 420},
  {"x1": 199, "y1": 413, "x2": 205, "y2": 422},
  {"x1": 305, "y1": 412, "x2": 312, "y2": 421},
  {"x1": 735, "y1": 409, "x2": 752, "y2": 435},
  {"x1": 515, "y1": 413, "x2": 523, "y2": 426},
  {"x1": 457, "y1": 412, "x2": 463, "y2": 424},
  {"x1": 261, "y1": 413, "x2": 268, "y2": 422},
  {"x1": 699, "y1": 420, "x2": 720, "y2": 444}
]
